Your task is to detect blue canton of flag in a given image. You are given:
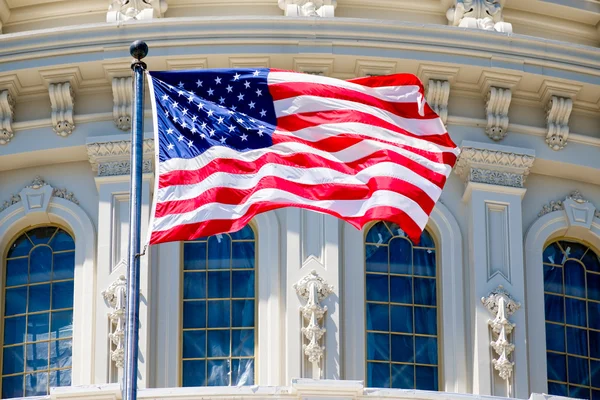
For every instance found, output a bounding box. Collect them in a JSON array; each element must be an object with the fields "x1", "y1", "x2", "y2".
[{"x1": 149, "y1": 69, "x2": 277, "y2": 162}]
